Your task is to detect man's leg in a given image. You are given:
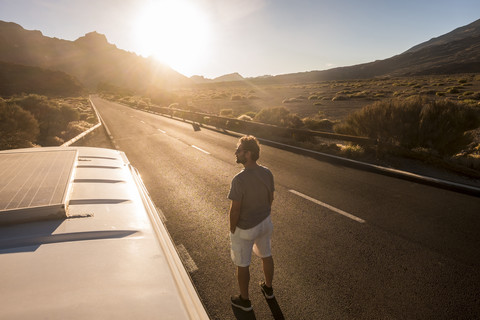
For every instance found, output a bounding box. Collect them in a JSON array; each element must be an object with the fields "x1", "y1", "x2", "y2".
[
  {"x1": 262, "y1": 256, "x2": 274, "y2": 287},
  {"x1": 237, "y1": 266, "x2": 250, "y2": 299}
]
